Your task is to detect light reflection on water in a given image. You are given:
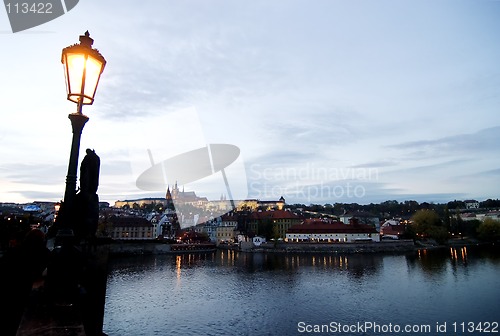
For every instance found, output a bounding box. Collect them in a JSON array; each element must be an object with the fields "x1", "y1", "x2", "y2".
[{"x1": 103, "y1": 245, "x2": 500, "y2": 336}]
